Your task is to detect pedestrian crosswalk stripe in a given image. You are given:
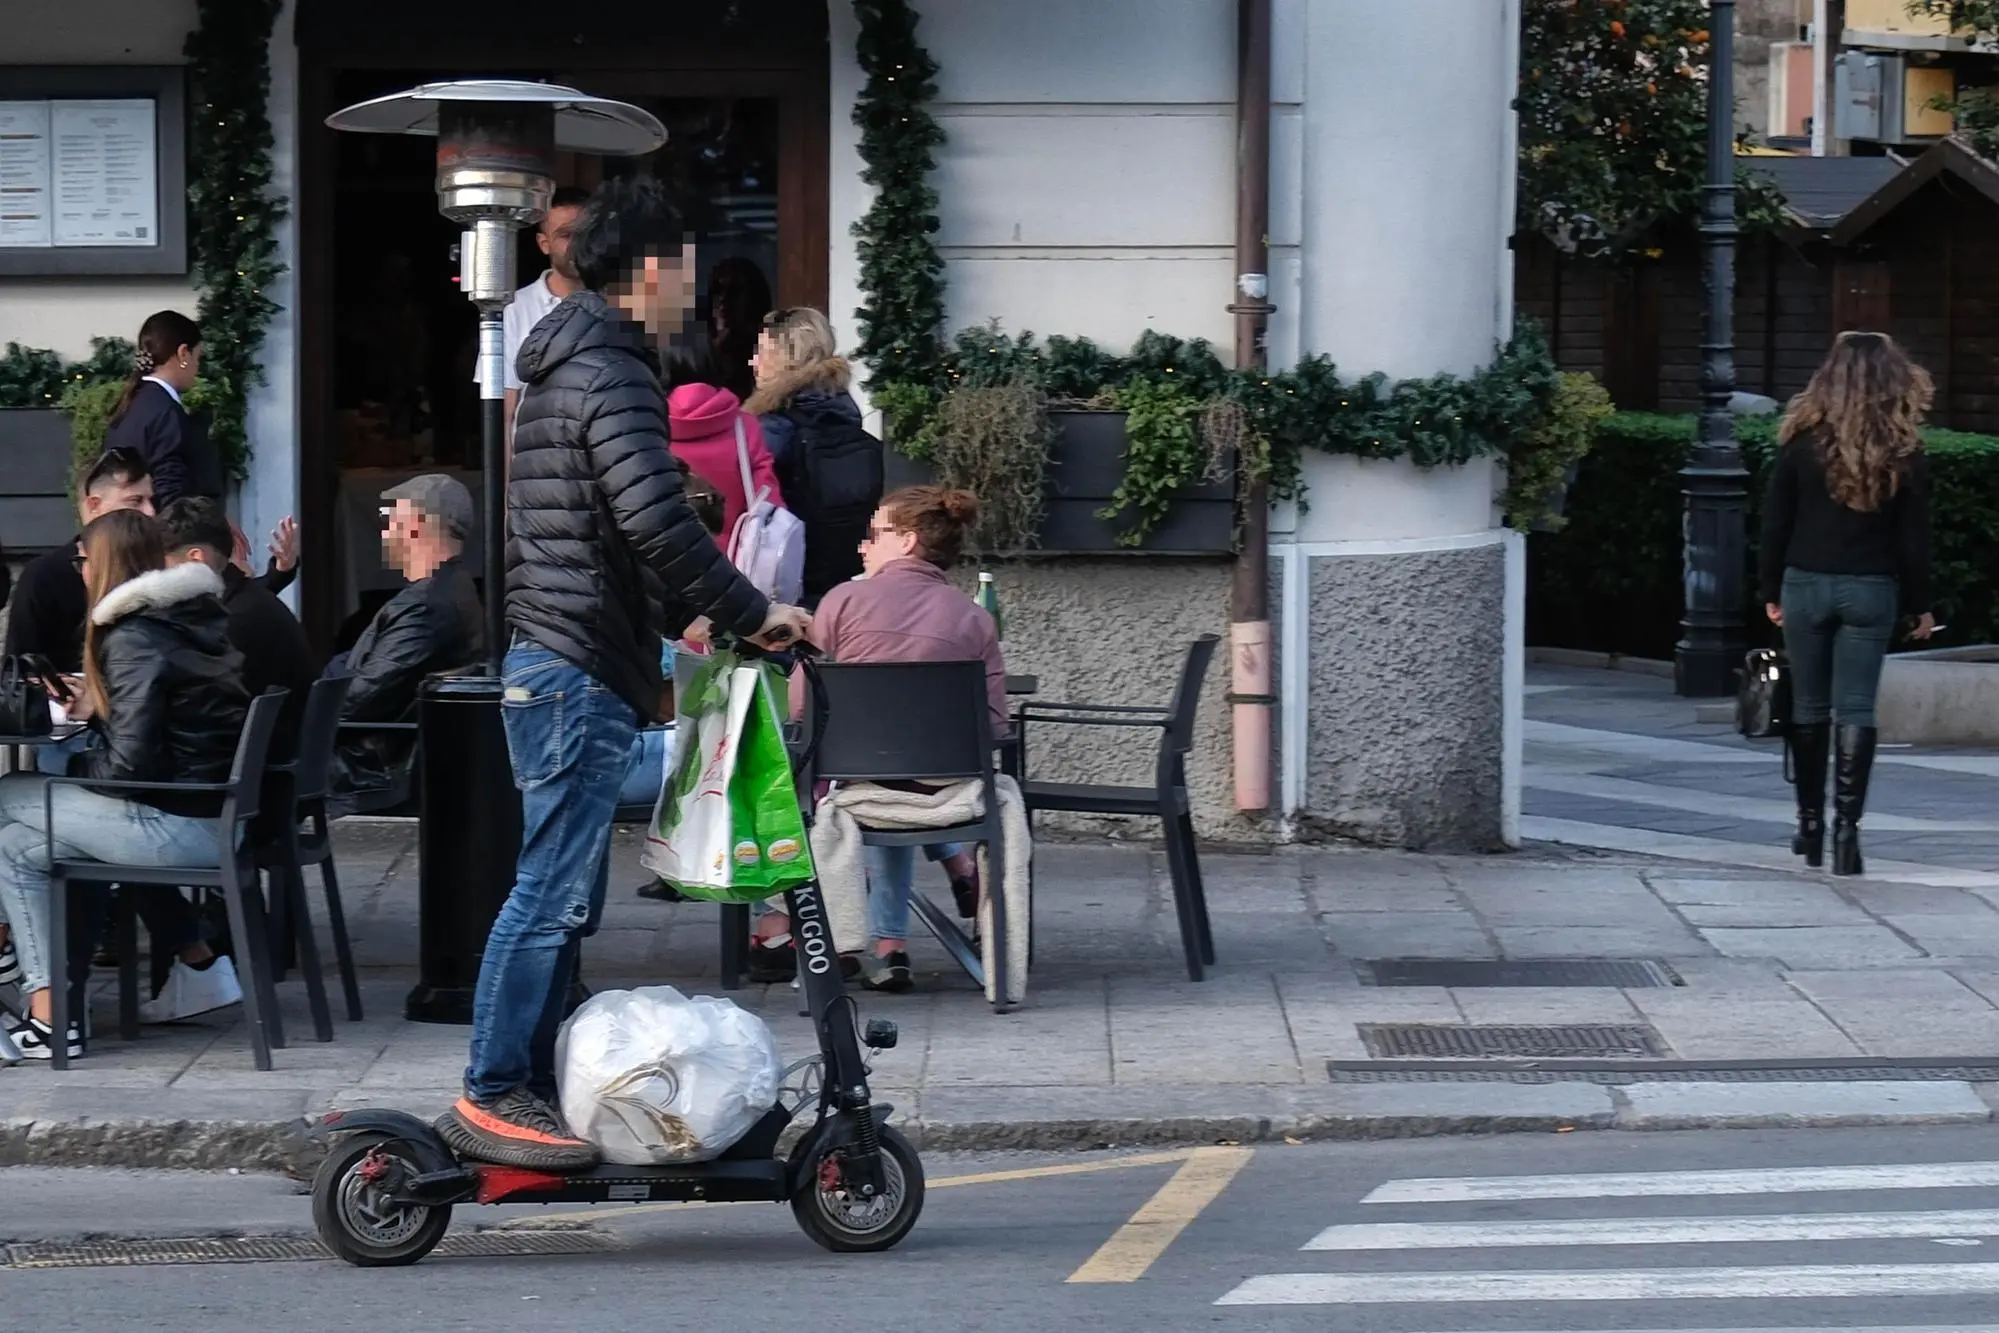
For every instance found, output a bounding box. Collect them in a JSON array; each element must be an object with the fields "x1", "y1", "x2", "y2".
[
  {"x1": 1215, "y1": 1263, "x2": 1999, "y2": 1305},
  {"x1": 1323, "y1": 1327, "x2": 1999, "y2": 1333},
  {"x1": 1307, "y1": 1208, "x2": 1999, "y2": 1250},
  {"x1": 1363, "y1": 1161, "x2": 1999, "y2": 1205}
]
